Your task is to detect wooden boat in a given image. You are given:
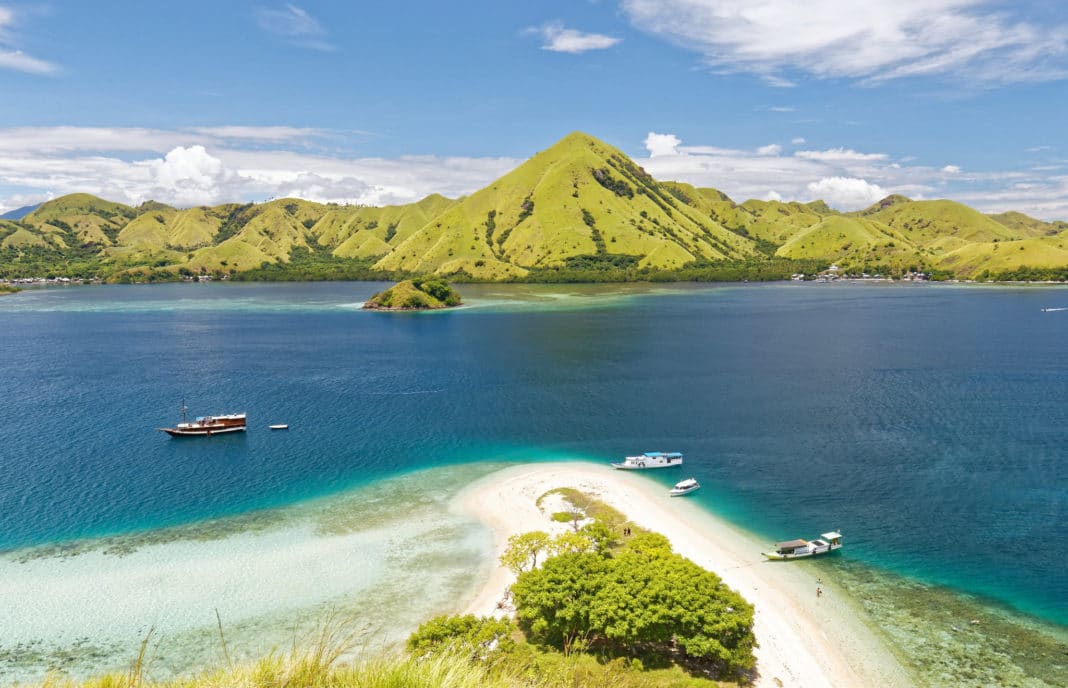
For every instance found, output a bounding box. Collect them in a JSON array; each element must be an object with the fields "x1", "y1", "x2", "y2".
[
  {"x1": 669, "y1": 478, "x2": 700, "y2": 496},
  {"x1": 611, "y1": 452, "x2": 683, "y2": 470},
  {"x1": 763, "y1": 531, "x2": 842, "y2": 560},
  {"x1": 159, "y1": 402, "x2": 246, "y2": 437}
]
